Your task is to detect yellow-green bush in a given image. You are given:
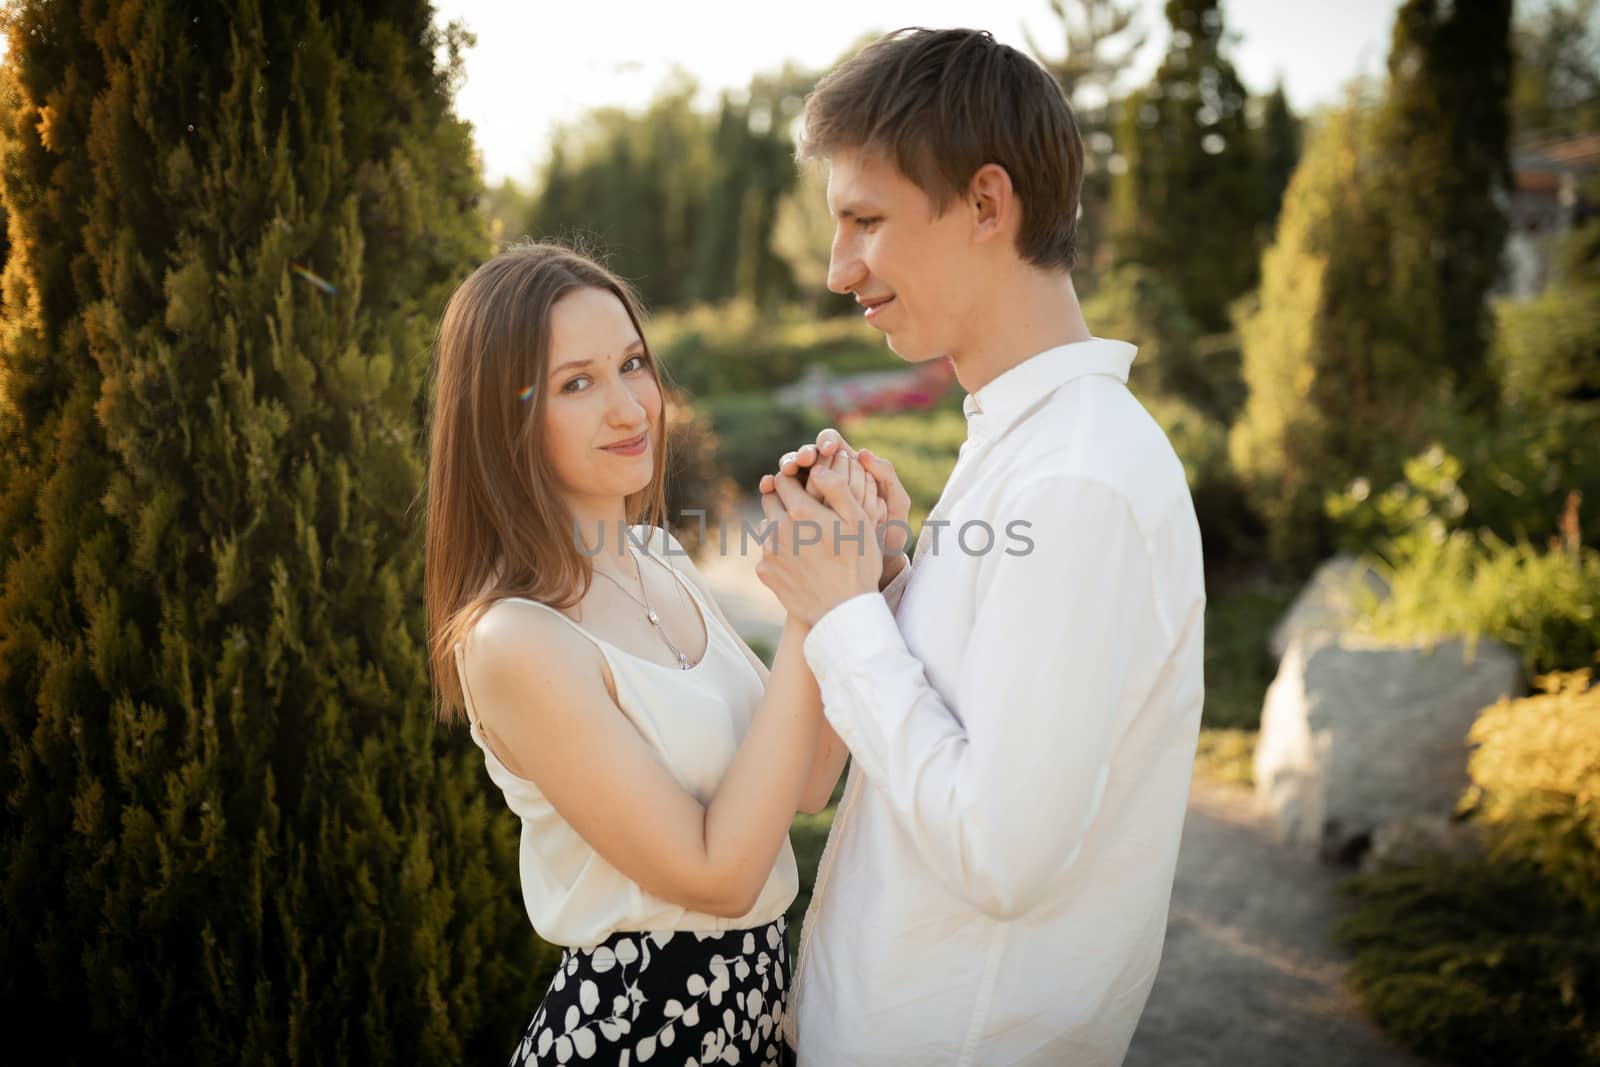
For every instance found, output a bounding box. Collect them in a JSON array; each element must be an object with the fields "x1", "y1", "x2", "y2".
[{"x1": 1468, "y1": 671, "x2": 1600, "y2": 913}]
